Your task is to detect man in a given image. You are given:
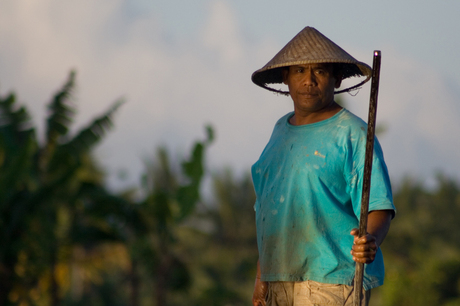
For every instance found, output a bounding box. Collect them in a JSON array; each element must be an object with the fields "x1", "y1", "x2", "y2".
[{"x1": 250, "y1": 27, "x2": 395, "y2": 306}]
